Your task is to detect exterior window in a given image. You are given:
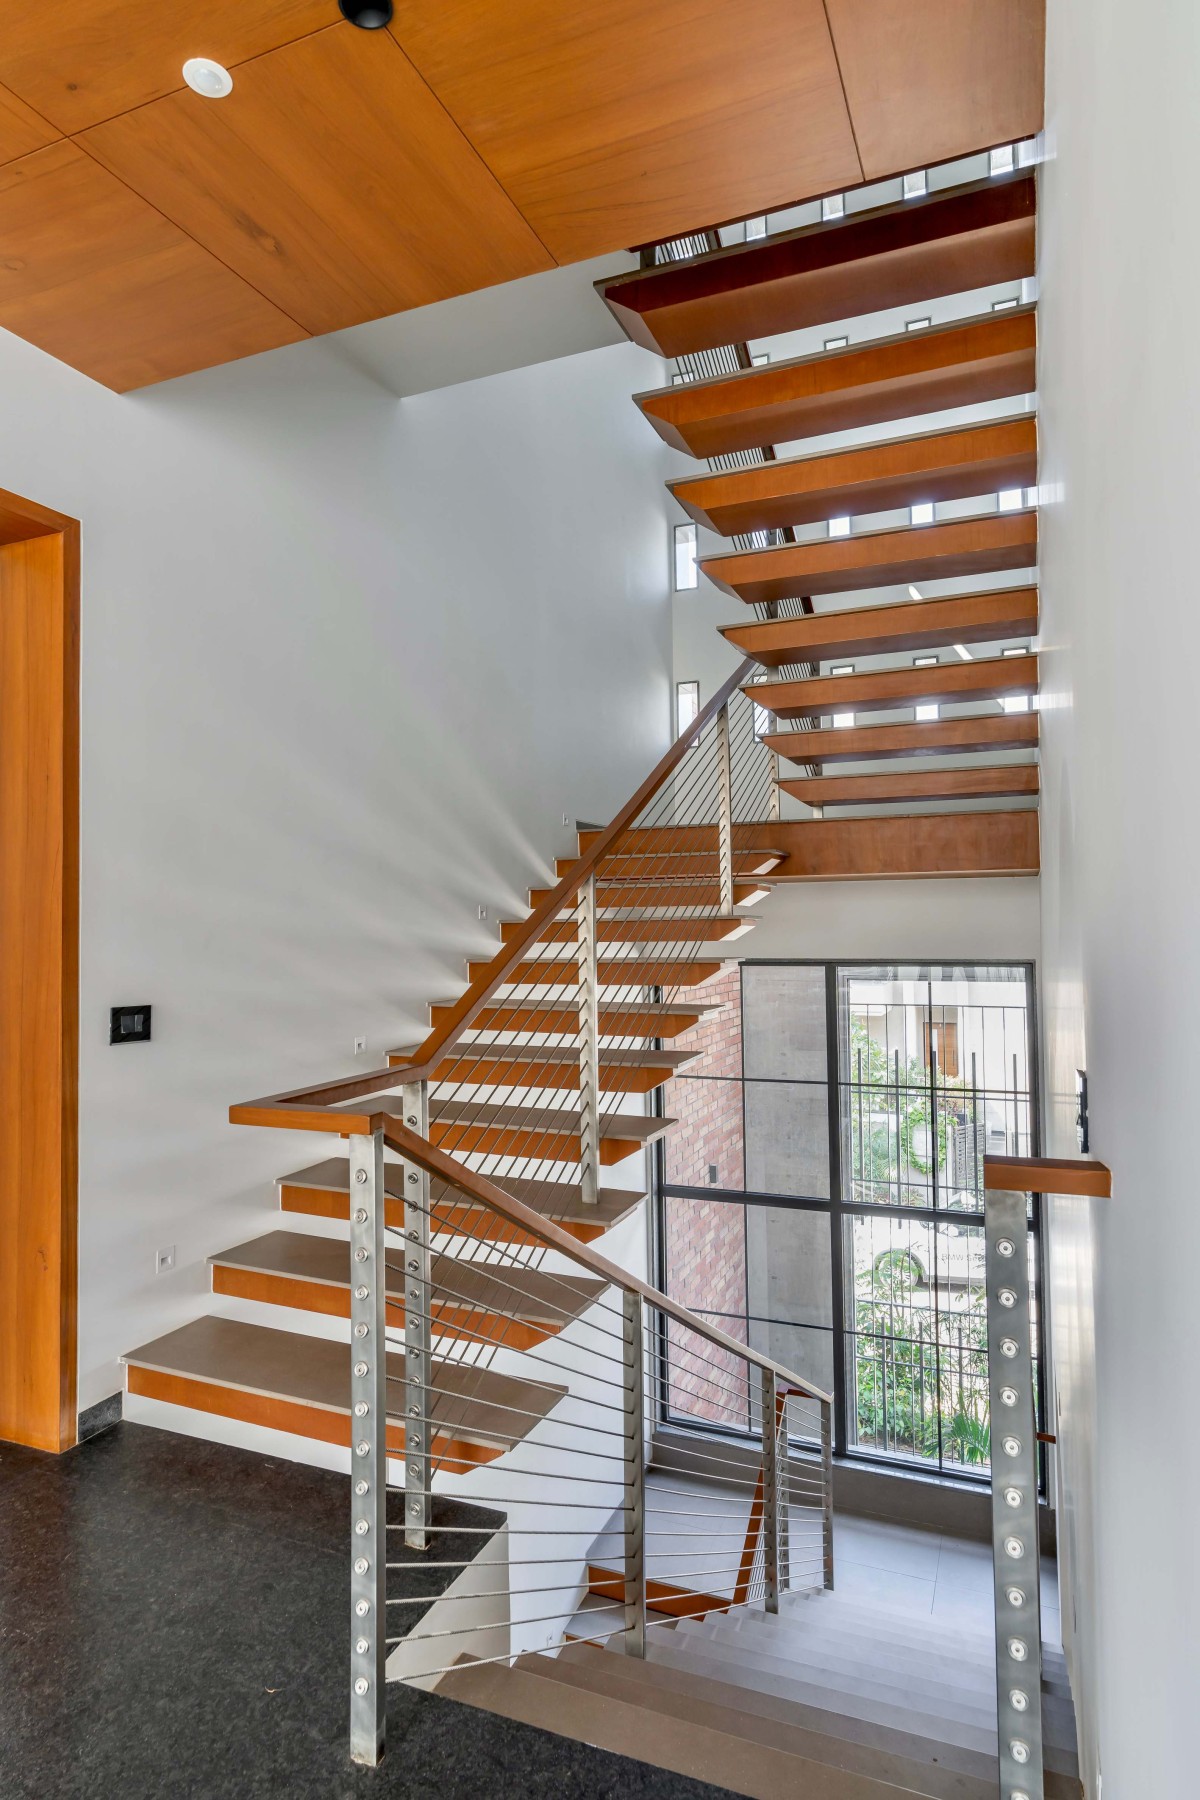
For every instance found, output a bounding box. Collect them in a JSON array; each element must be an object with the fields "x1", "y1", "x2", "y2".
[
  {"x1": 821, "y1": 193, "x2": 845, "y2": 221},
  {"x1": 832, "y1": 711, "x2": 855, "y2": 729},
  {"x1": 673, "y1": 522, "x2": 698, "y2": 591},
  {"x1": 990, "y1": 144, "x2": 1015, "y2": 176},
  {"x1": 903, "y1": 170, "x2": 928, "y2": 199},
  {"x1": 676, "y1": 680, "x2": 700, "y2": 737}
]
